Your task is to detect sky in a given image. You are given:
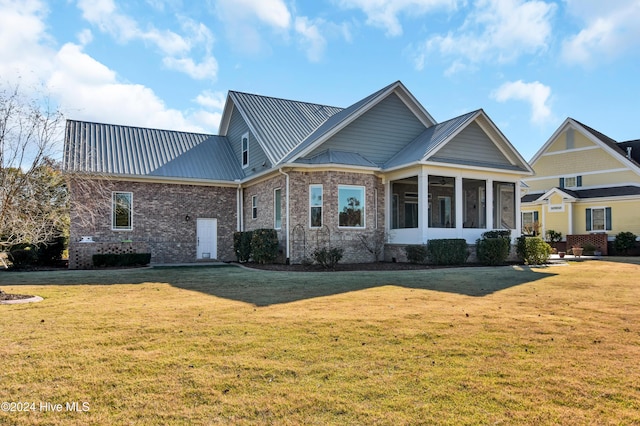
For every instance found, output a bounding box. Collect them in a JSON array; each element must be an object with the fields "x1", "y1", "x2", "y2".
[{"x1": 1, "y1": 0, "x2": 639, "y2": 161}]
